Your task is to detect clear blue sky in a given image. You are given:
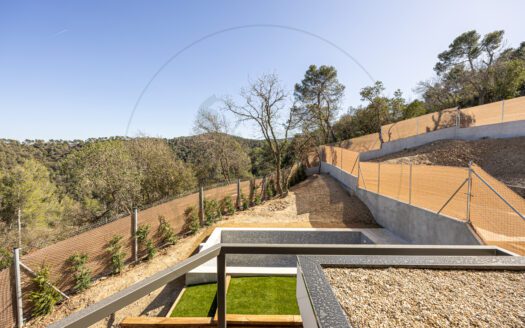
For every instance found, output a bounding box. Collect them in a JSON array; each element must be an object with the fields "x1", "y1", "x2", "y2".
[{"x1": 1, "y1": 0, "x2": 523, "y2": 140}]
